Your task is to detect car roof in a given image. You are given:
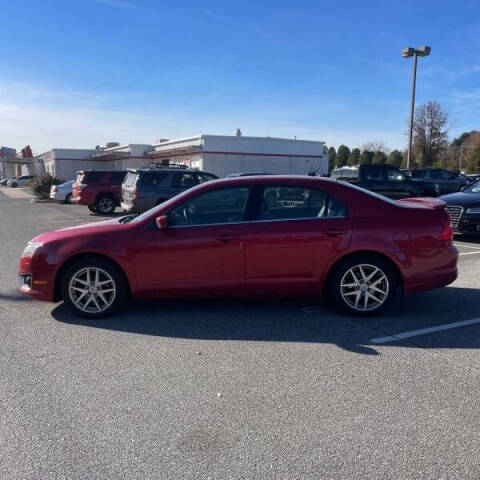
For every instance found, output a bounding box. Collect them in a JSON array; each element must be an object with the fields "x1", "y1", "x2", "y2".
[
  {"x1": 126, "y1": 167, "x2": 198, "y2": 173},
  {"x1": 205, "y1": 175, "x2": 339, "y2": 186}
]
